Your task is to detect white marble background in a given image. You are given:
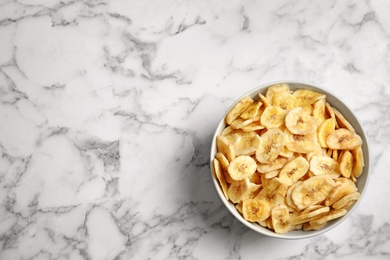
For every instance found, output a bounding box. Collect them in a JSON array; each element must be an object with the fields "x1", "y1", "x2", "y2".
[{"x1": 0, "y1": 0, "x2": 390, "y2": 259}]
